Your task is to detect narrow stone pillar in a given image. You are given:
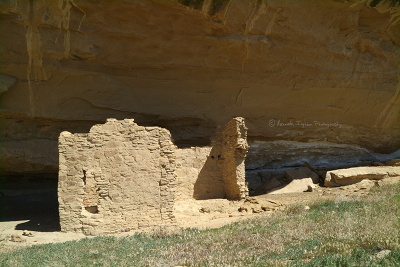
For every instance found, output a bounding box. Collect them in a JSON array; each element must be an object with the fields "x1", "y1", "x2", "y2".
[{"x1": 212, "y1": 117, "x2": 249, "y2": 200}]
